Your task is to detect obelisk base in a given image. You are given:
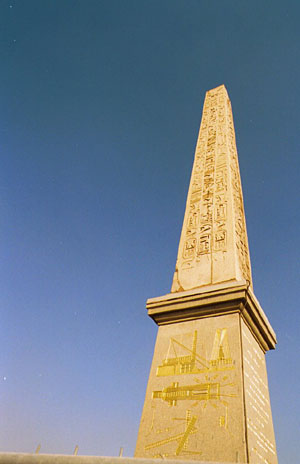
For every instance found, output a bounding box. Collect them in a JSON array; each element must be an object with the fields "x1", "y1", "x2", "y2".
[{"x1": 135, "y1": 281, "x2": 277, "y2": 463}]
